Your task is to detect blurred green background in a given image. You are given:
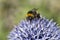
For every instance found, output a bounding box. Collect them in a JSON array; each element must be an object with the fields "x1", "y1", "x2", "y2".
[{"x1": 0, "y1": 0, "x2": 60, "y2": 40}]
